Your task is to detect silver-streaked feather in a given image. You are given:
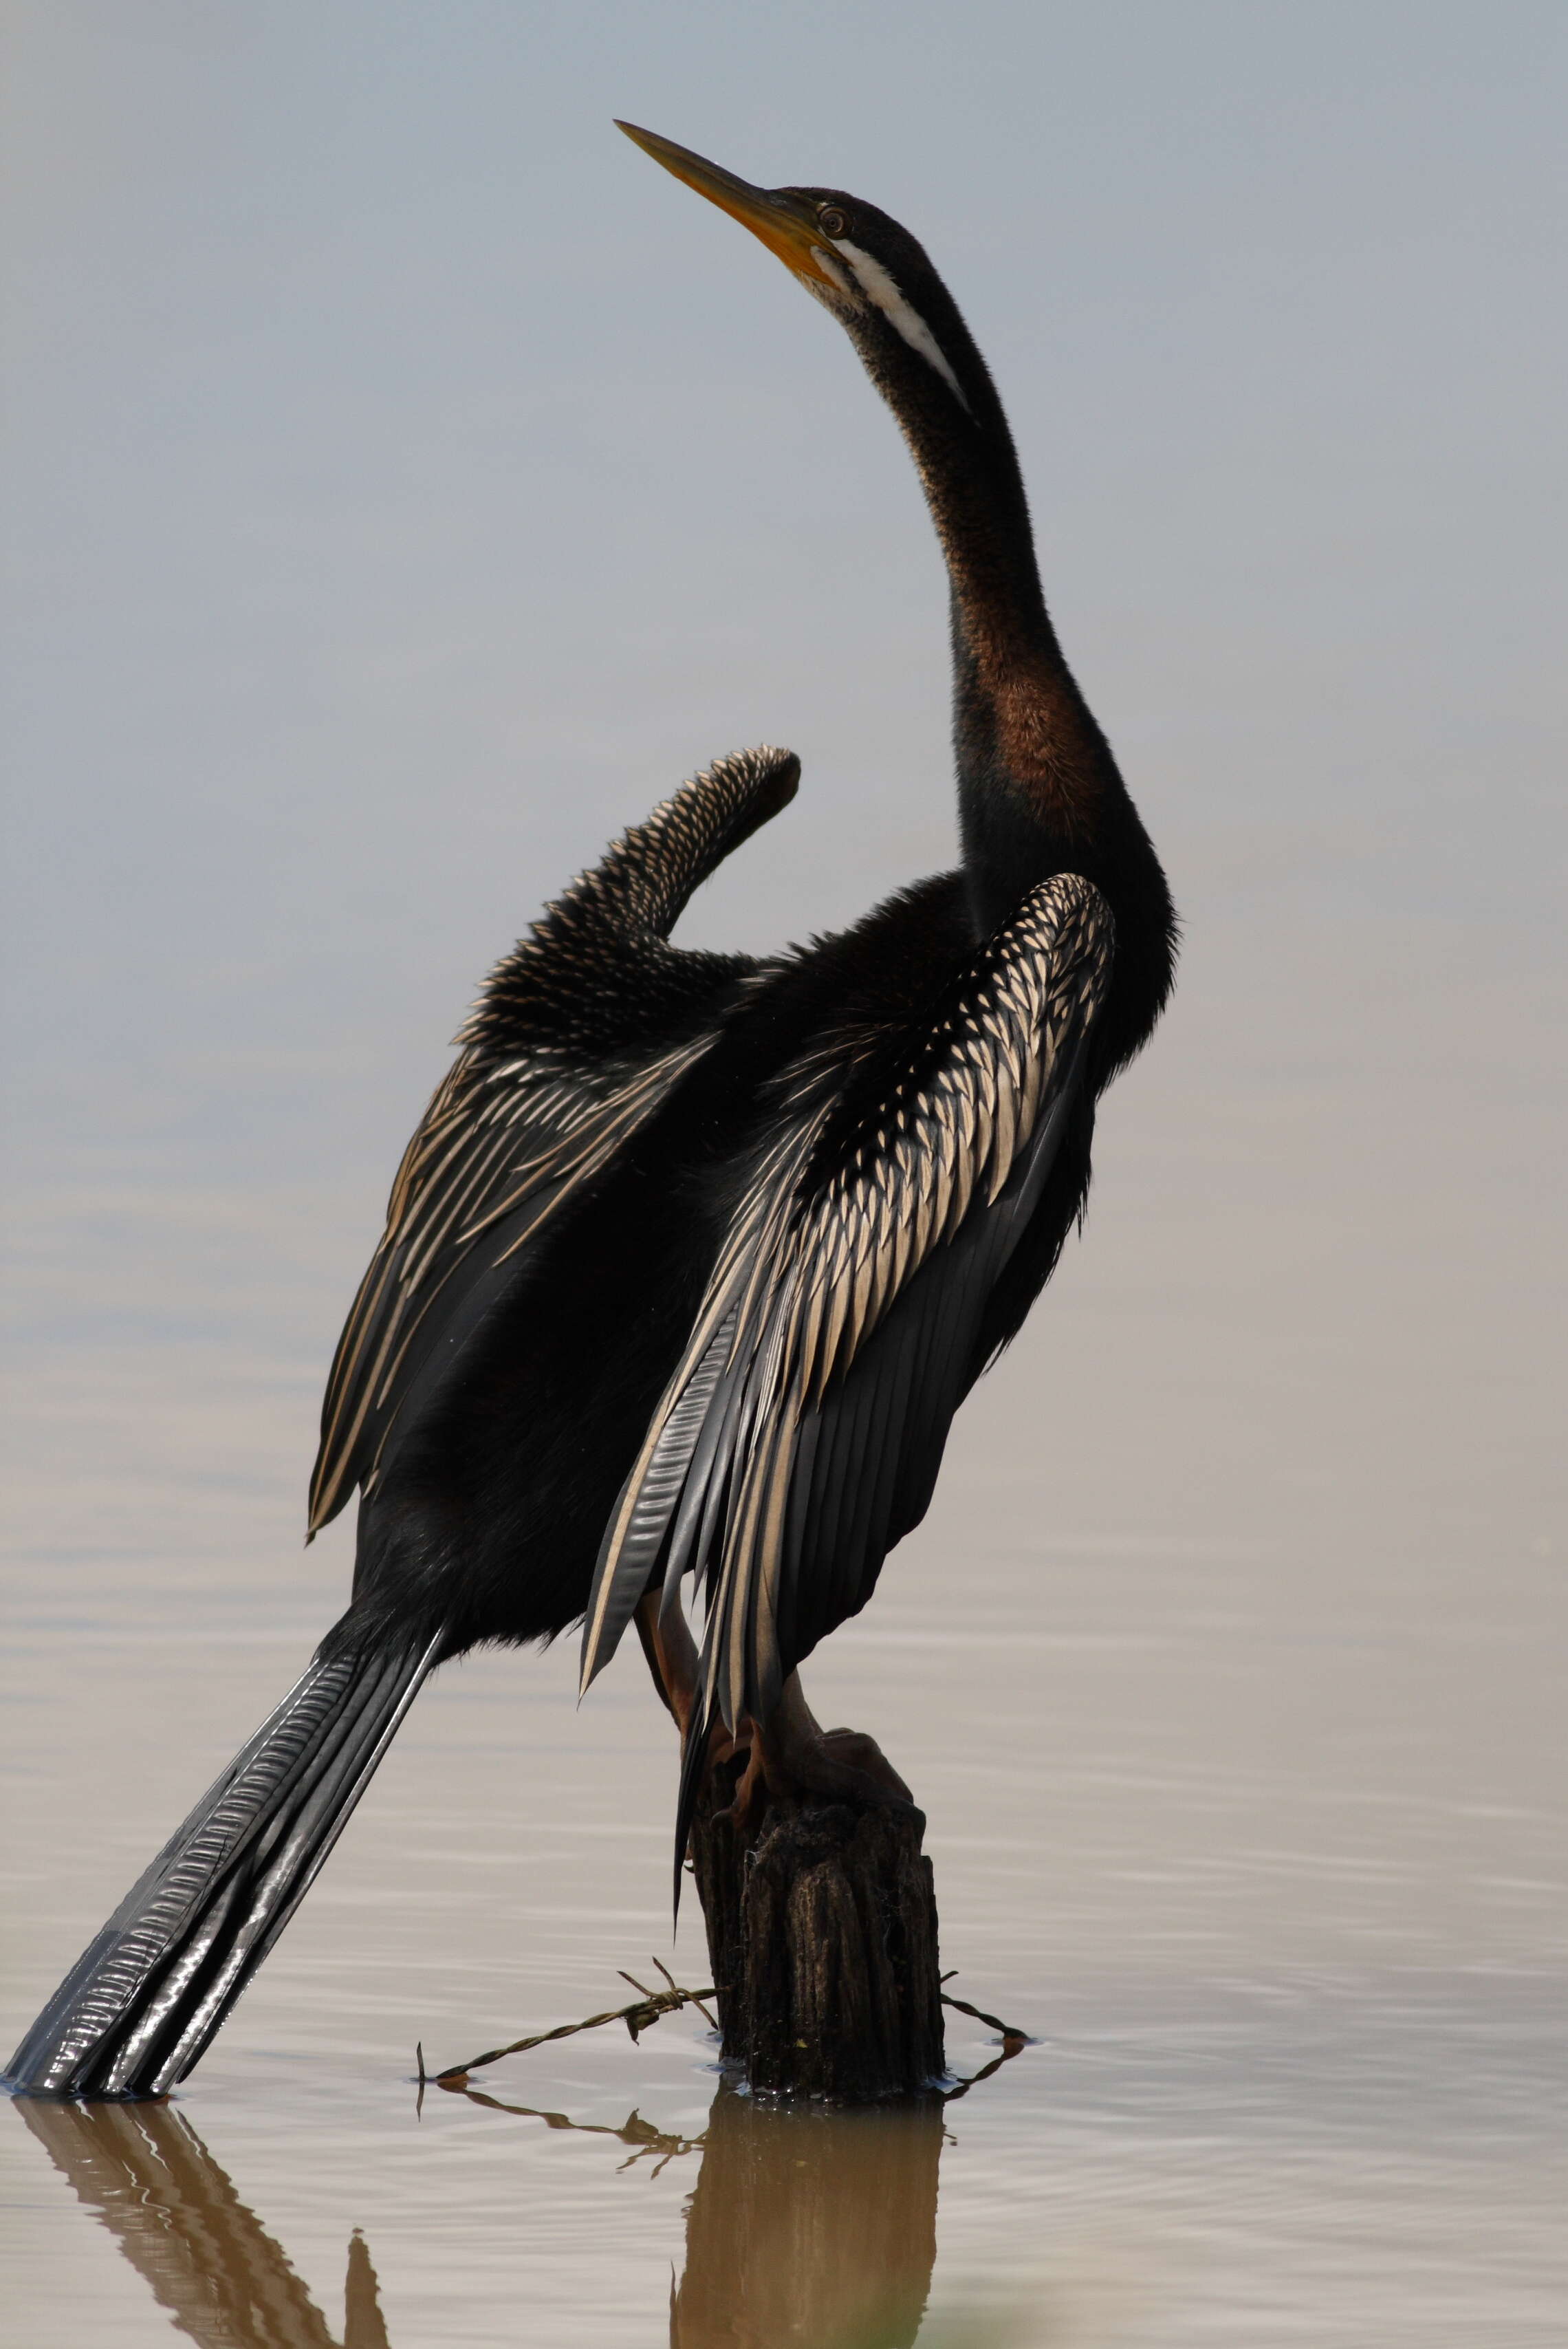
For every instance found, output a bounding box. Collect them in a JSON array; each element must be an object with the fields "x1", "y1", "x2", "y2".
[
  {"x1": 309, "y1": 746, "x2": 799, "y2": 1534},
  {"x1": 579, "y1": 872, "x2": 1113, "y2": 1735}
]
